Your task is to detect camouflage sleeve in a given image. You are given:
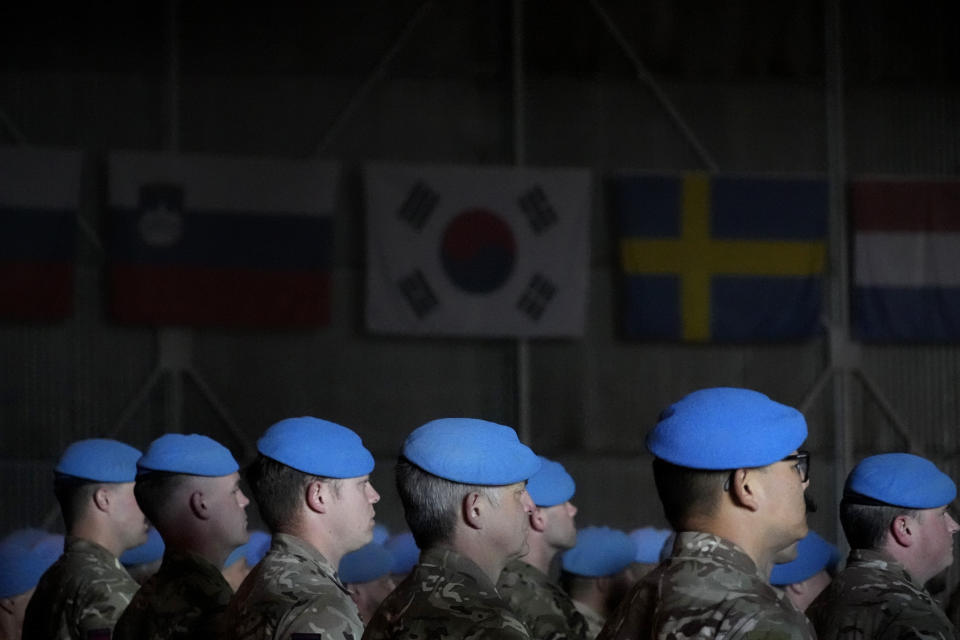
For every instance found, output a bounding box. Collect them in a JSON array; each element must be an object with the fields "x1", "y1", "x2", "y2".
[
  {"x1": 275, "y1": 597, "x2": 366, "y2": 640},
  {"x1": 878, "y1": 612, "x2": 957, "y2": 640},
  {"x1": 74, "y1": 575, "x2": 138, "y2": 638},
  {"x1": 728, "y1": 611, "x2": 816, "y2": 640}
]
